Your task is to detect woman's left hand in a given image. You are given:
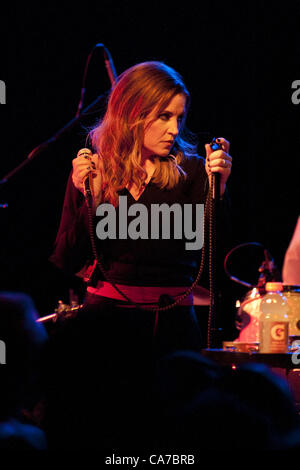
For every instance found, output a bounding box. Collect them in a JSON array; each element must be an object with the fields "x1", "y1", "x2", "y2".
[{"x1": 205, "y1": 137, "x2": 232, "y2": 196}]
